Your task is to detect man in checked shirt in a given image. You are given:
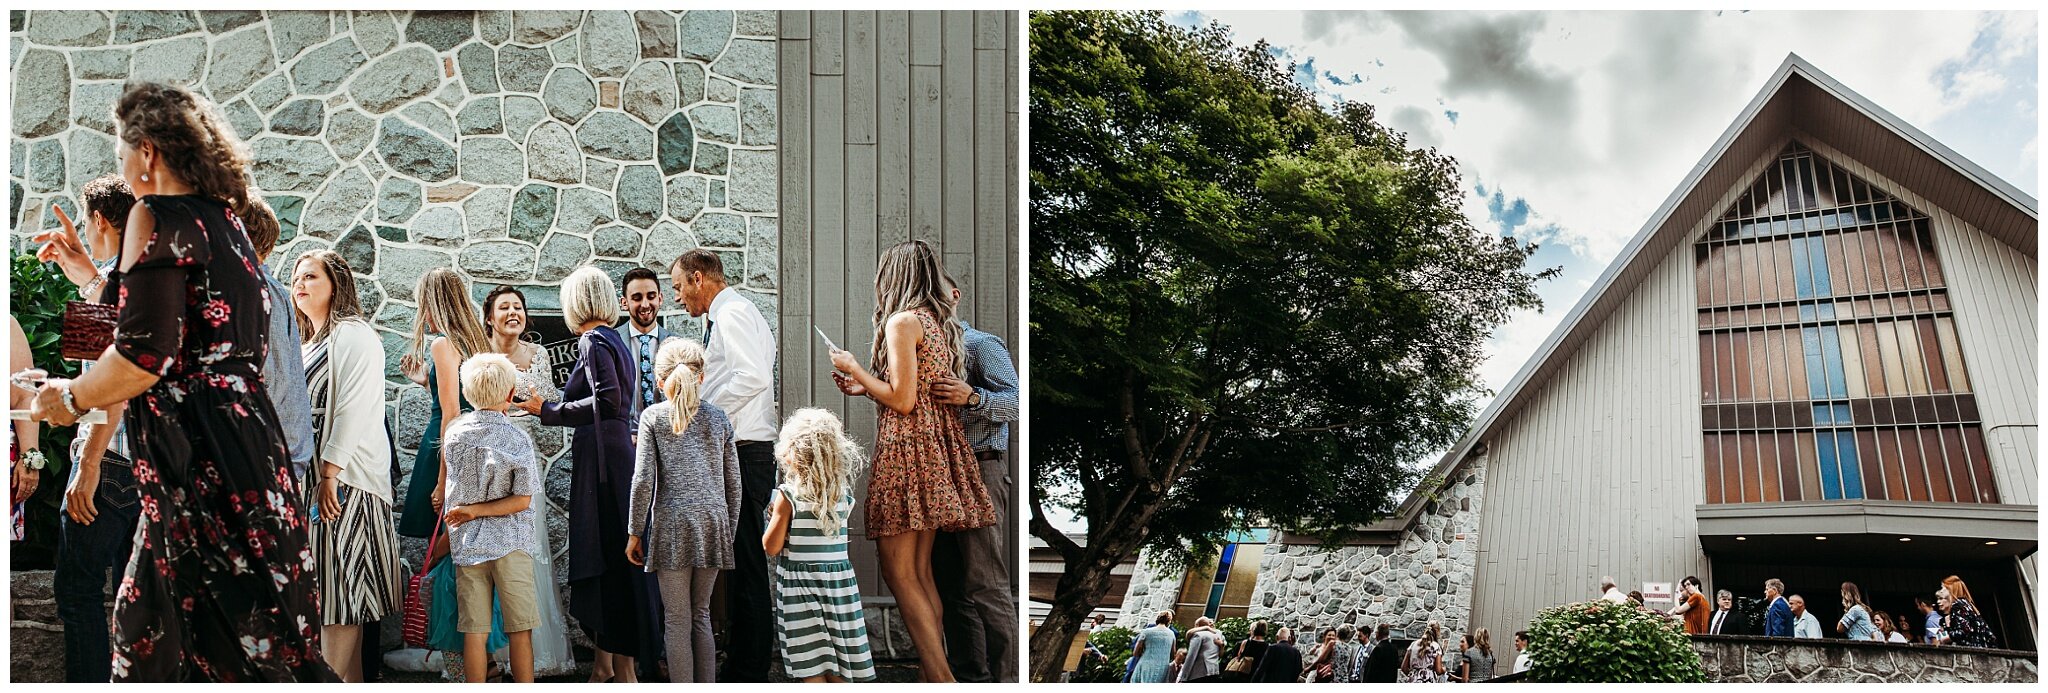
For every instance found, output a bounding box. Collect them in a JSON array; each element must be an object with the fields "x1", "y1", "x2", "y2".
[{"x1": 928, "y1": 273, "x2": 1020, "y2": 682}]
